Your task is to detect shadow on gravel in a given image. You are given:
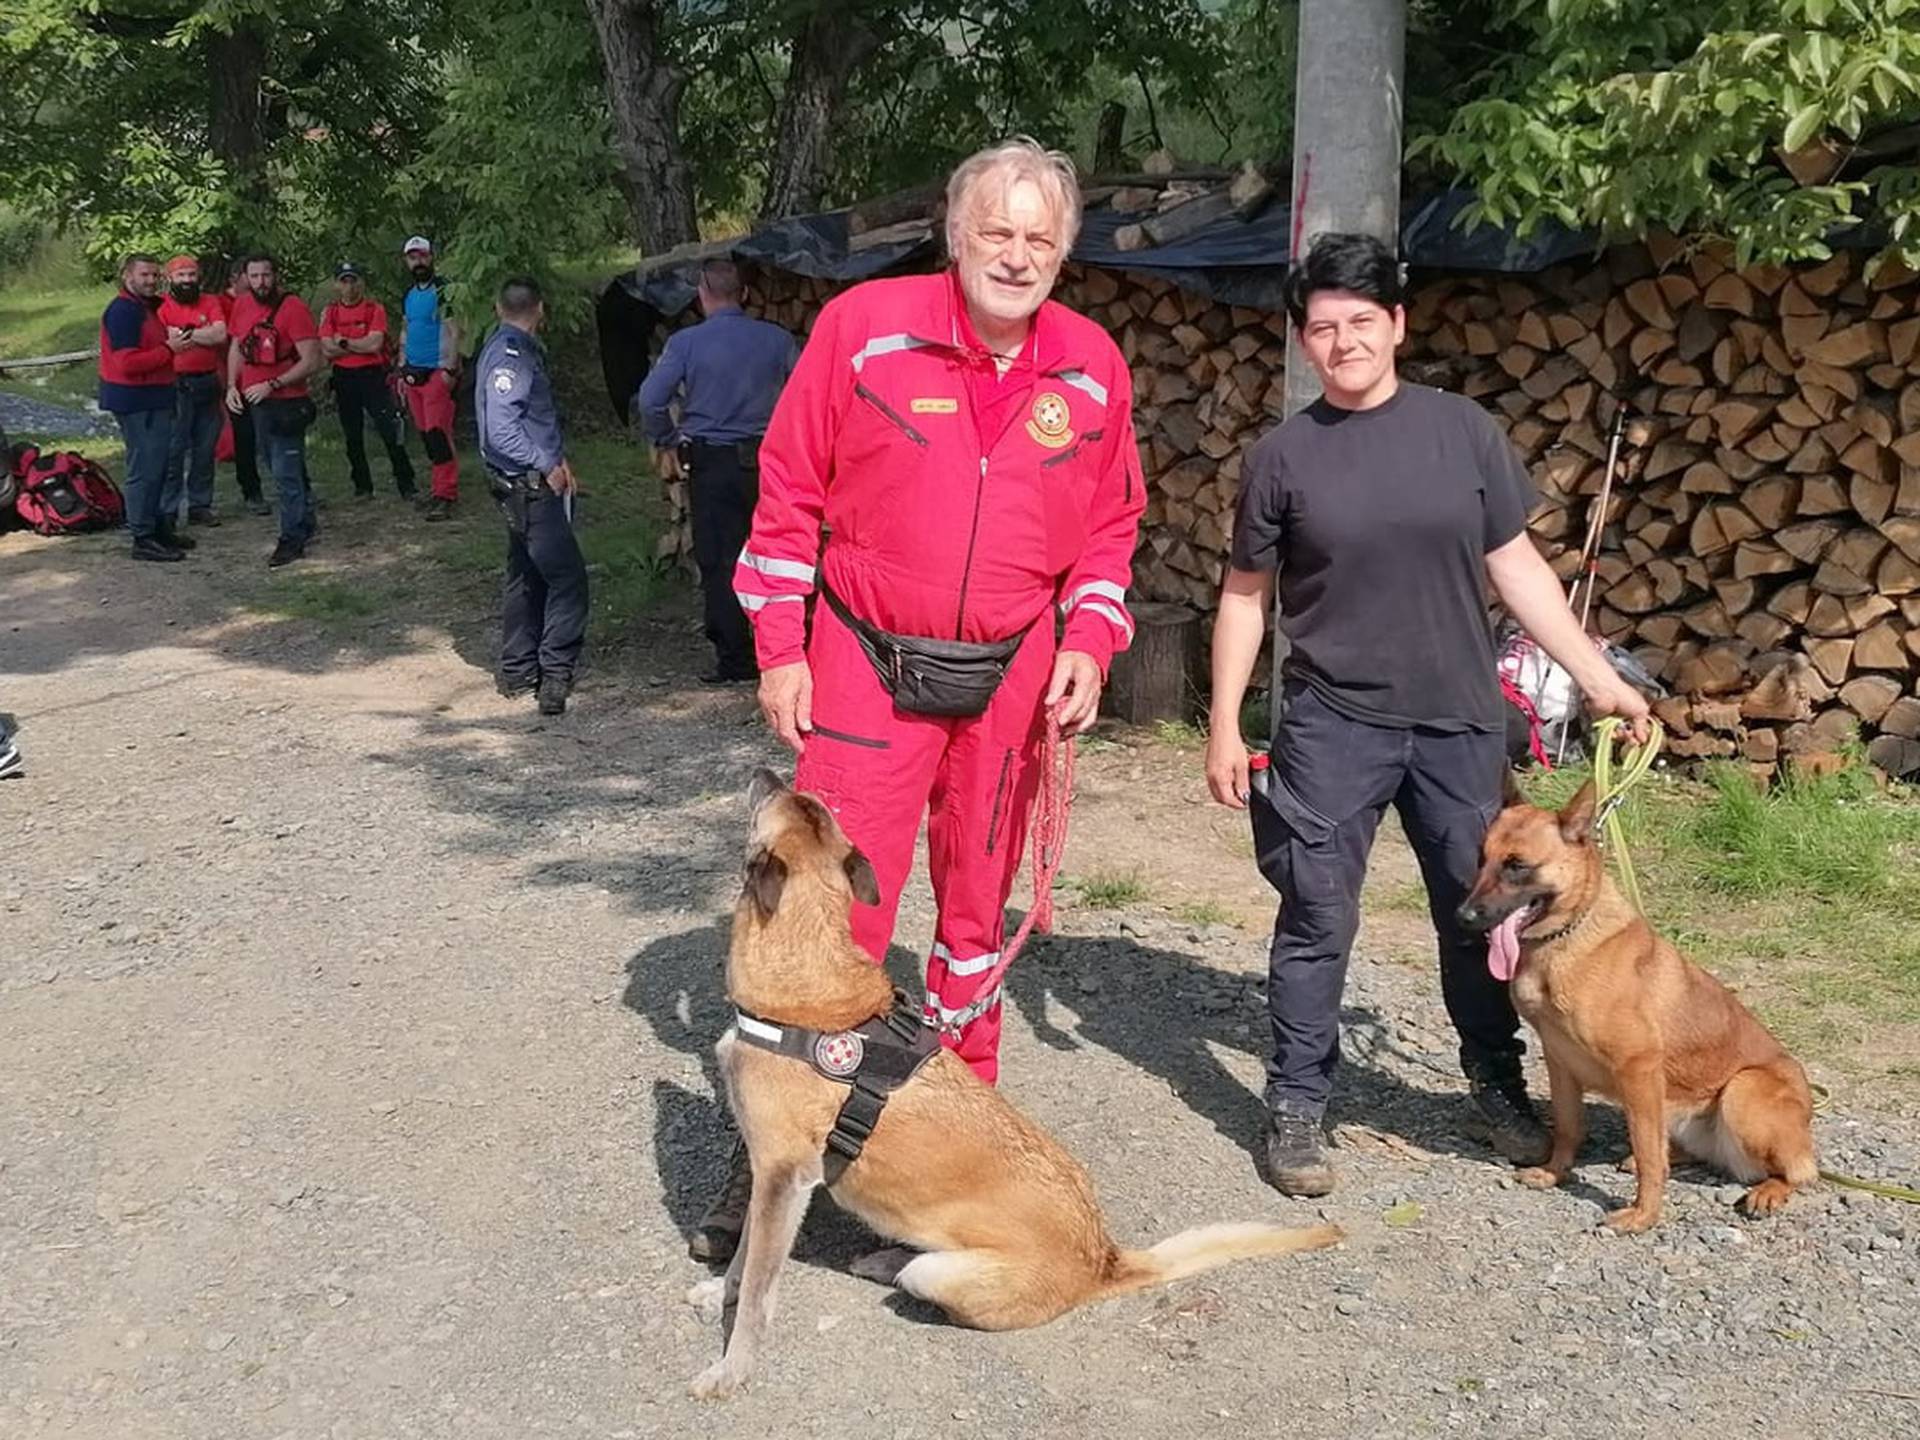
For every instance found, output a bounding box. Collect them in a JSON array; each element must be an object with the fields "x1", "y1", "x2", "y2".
[
  {"x1": 621, "y1": 918, "x2": 924, "y2": 1274},
  {"x1": 1004, "y1": 934, "x2": 1539, "y2": 1172}
]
